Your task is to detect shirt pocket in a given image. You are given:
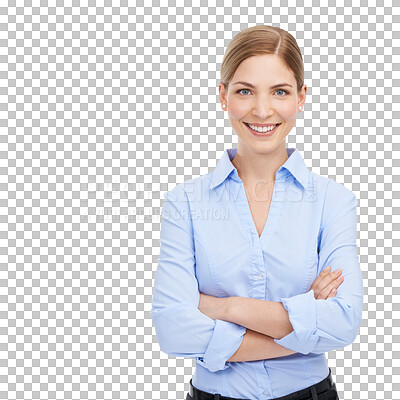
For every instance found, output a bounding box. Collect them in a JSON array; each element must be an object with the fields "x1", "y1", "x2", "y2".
[
  {"x1": 194, "y1": 237, "x2": 220, "y2": 296},
  {"x1": 194, "y1": 232, "x2": 252, "y2": 298}
]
